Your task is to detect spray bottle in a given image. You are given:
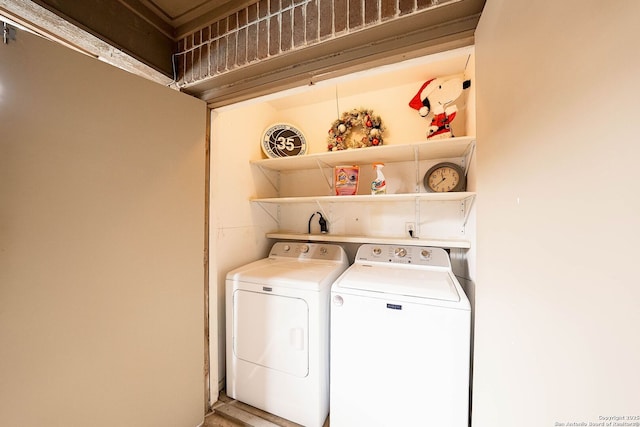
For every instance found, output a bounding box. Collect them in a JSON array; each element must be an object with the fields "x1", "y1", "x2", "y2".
[{"x1": 371, "y1": 162, "x2": 386, "y2": 195}]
